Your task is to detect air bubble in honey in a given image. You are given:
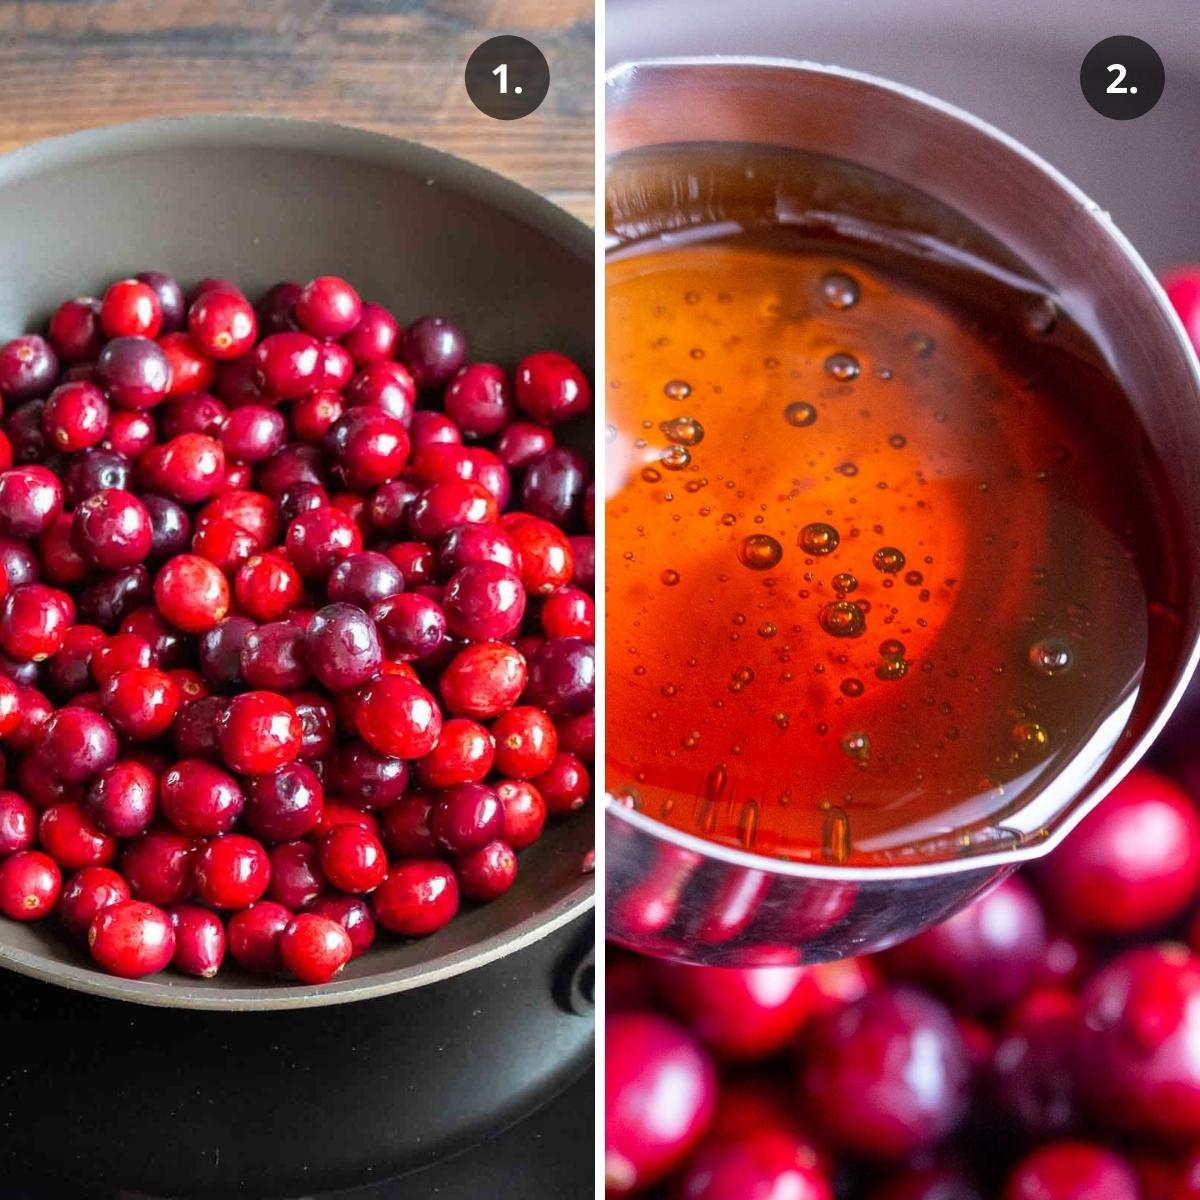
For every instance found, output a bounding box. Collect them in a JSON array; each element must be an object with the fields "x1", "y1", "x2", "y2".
[
  {"x1": 784, "y1": 401, "x2": 817, "y2": 427},
  {"x1": 873, "y1": 547, "x2": 906, "y2": 574},
  {"x1": 1029, "y1": 637, "x2": 1074, "y2": 676},
  {"x1": 640, "y1": 466, "x2": 662, "y2": 484},
  {"x1": 660, "y1": 445, "x2": 691, "y2": 471},
  {"x1": 833, "y1": 573, "x2": 858, "y2": 594},
  {"x1": 799, "y1": 522, "x2": 840, "y2": 556},
  {"x1": 738, "y1": 534, "x2": 783, "y2": 571},
  {"x1": 840, "y1": 678, "x2": 865, "y2": 698},
  {"x1": 660, "y1": 416, "x2": 704, "y2": 446},
  {"x1": 825, "y1": 352, "x2": 861, "y2": 382},
  {"x1": 821, "y1": 271, "x2": 860, "y2": 310},
  {"x1": 819, "y1": 600, "x2": 867, "y2": 638},
  {"x1": 906, "y1": 332, "x2": 935, "y2": 358}
]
